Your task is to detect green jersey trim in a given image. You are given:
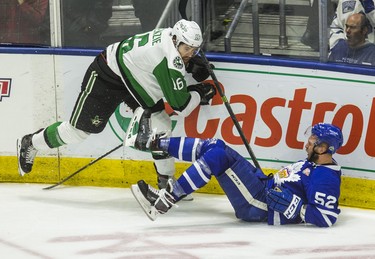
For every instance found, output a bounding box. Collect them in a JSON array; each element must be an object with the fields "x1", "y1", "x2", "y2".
[
  {"x1": 117, "y1": 40, "x2": 155, "y2": 108},
  {"x1": 153, "y1": 59, "x2": 191, "y2": 111}
]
